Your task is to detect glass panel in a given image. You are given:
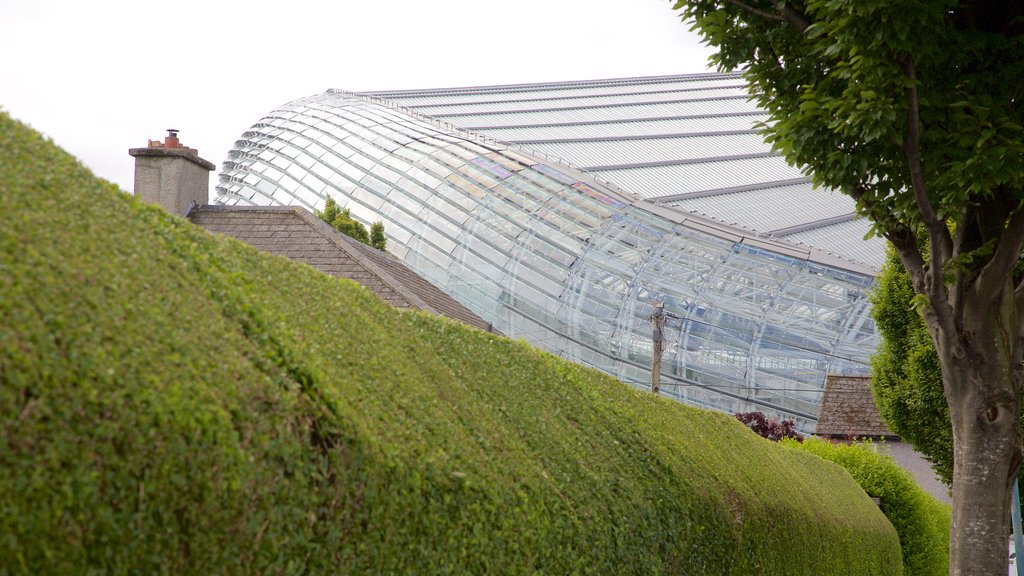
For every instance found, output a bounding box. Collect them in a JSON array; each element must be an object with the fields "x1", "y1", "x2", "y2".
[{"x1": 217, "y1": 91, "x2": 880, "y2": 428}]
